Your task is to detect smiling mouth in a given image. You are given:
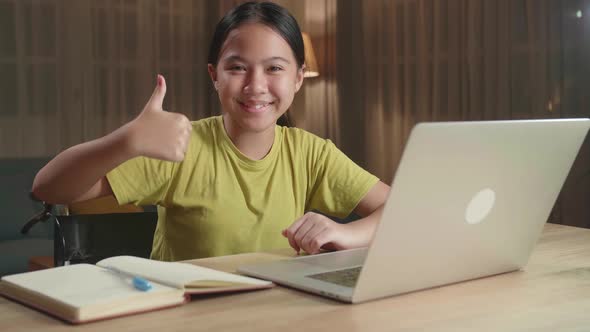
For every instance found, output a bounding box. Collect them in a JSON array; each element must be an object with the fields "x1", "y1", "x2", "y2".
[{"x1": 238, "y1": 101, "x2": 275, "y2": 113}]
